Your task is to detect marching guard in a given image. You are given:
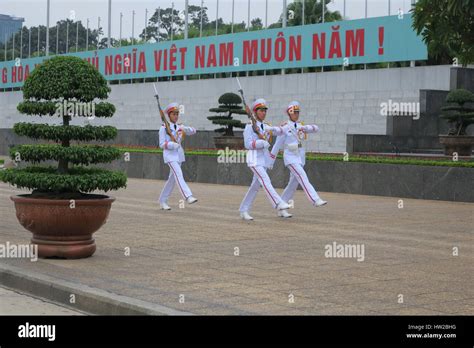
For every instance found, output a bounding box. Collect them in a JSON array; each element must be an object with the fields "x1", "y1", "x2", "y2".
[
  {"x1": 239, "y1": 98, "x2": 291, "y2": 221},
  {"x1": 158, "y1": 102, "x2": 198, "y2": 210},
  {"x1": 270, "y1": 101, "x2": 327, "y2": 218}
]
